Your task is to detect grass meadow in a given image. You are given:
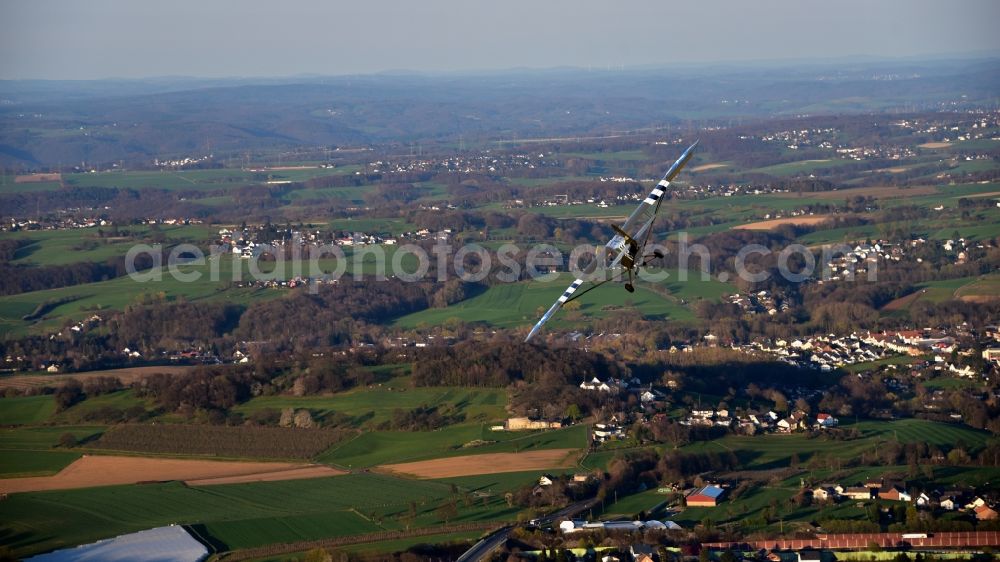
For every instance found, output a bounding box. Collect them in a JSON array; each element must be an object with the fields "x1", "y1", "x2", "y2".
[{"x1": 0, "y1": 472, "x2": 519, "y2": 557}]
